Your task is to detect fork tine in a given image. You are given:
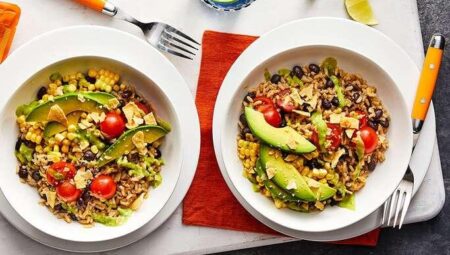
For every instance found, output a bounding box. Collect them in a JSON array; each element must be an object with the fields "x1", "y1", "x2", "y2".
[
  {"x1": 157, "y1": 44, "x2": 193, "y2": 60},
  {"x1": 393, "y1": 189, "x2": 405, "y2": 228},
  {"x1": 398, "y1": 187, "x2": 412, "y2": 229},
  {"x1": 162, "y1": 30, "x2": 199, "y2": 50},
  {"x1": 381, "y1": 196, "x2": 390, "y2": 225},
  {"x1": 387, "y1": 189, "x2": 399, "y2": 226},
  {"x1": 165, "y1": 25, "x2": 201, "y2": 45},
  {"x1": 160, "y1": 38, "x2": 196, "y2": 55}
]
